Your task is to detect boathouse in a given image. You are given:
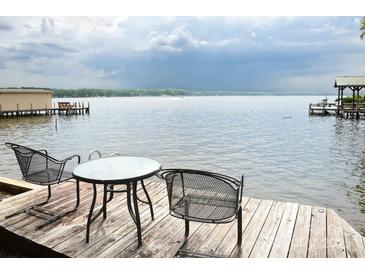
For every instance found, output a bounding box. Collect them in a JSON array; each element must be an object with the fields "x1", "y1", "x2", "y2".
[
  {"x1": 335, "y1": 76, "x2": 365, "y2": 118},
  {"x1": 0, "y1": 89, "x2": 53, "y2": 112}
]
